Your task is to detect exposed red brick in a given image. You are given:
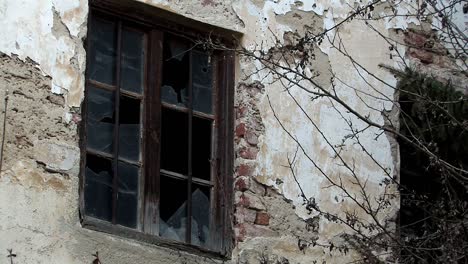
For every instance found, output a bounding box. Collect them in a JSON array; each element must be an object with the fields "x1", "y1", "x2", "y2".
[
  {"x1": 235, "y1": 193, "x2": 250, "y2": 207},
  {"x1": 408, "y1": 48, "x2": 434, "y2": 64},
  {"x1": 72, "y1": 113, "x2": 82, "y2": 124},
  {"x1": 236, "y1": 163, "x2": 255, "y2": 177},
  {"x1": 255, "y1": 211, "x2": 270, "y2": 226},
  {"x1": 245, "y1": 130, "x2": 259, "y2": 146},
  {"x1": 404, "y1": 31, "x2": 428, "y2": 48},
  {"x1": 239, "y1": 223, "x2": 278, "y2": 239},
  {"x1": 235, "y1": 223, "x2": 247, "y2": 242},
  {"x1": 239, "y1": 147, "x2": 258, "y2": 160},
  {"x1": 235, "y1": 176, "x2": 250, "y2": 191},
  {"x1": 235, "y1": 123, "x2": 246, "y2": 137}
]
